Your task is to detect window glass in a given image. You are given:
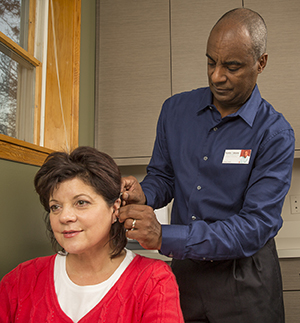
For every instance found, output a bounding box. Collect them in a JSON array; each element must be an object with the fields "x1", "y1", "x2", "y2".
[
  {"x1": 0, "y1": 44, "x2": 35, "y2": 142},
  {"x1": 0, "y1": 50, "x2": 18, "y2": 138},
  {"x1": 0, "y1": 0, "x2": 29, "y2": 49},
  {"x1": 0, "y1": 0, "x2": 34, "y2": 143}
]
